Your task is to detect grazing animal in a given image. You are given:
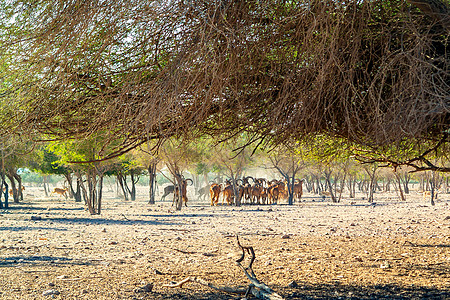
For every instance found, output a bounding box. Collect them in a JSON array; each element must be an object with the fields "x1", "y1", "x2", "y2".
[
  {"x1": 241, "y1": 176, "x2": 254, "y2": 203},
  {"x1": 210, "y1": 183, "x2": 221, "y2": 206},
  {"x1": 293, "y1": 179, "x2": 303, "y2": 202},
  {"x1": 197, "y1": 186, "x2": 209, "y2": 201},
  {"x1": 221, "y1": 184, "x2": 235, "y2": 205},
  {"x1": 173, "y1": 178, "x2": 193, "y2": 207},
  {"x1": 251, "y1": 184, "x2": 262, "y2": 204},
  {"x1": 237, "y1": 184, "x2": 246, "y2": 204},
  {"x1": 51, "y1": 187, "x2": 68, "y2": 199},
  {"x1": 267, "y1": 182, "x2": 281, "y2": 204},
  {"x1": 260, "y1": 187, "x2": 268, "y2": 204},
  {"x1": 3, "y1": 186, "x2": 25, "y2": 197},
  {"x1": 422, "y1": 190, "x2": 438, "y2": 201},
  {"x1": 320, "y1": 190, "x2": 332, "y2": 197},
  {"x1": 161, "y1": 185, "x2": 175, "y2": 201}
]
